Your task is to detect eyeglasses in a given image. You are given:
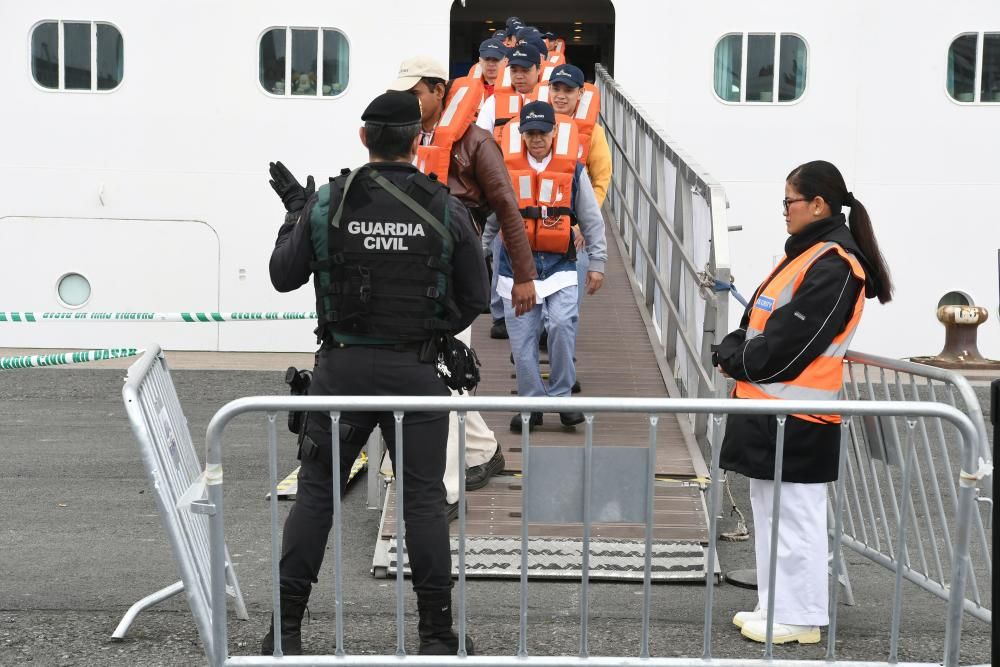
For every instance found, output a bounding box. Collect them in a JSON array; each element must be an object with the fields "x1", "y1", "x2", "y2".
[{"x1": 782, "y1": 197, "x2": 808, "y2": 214}]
